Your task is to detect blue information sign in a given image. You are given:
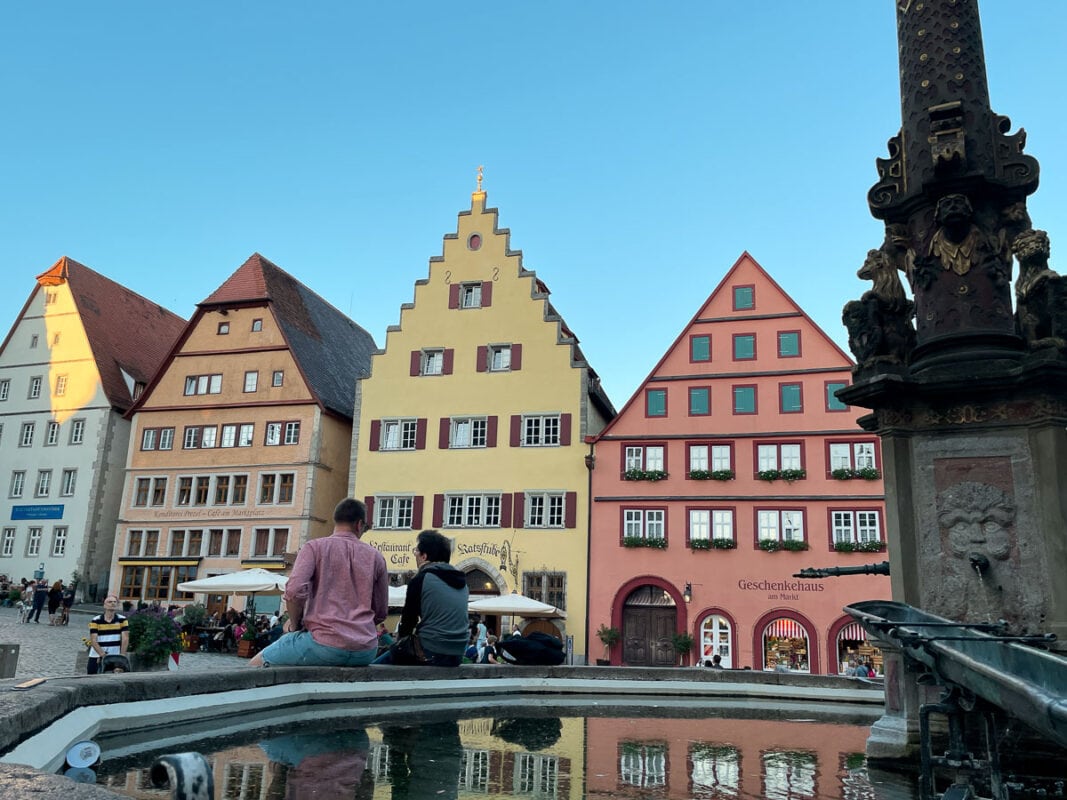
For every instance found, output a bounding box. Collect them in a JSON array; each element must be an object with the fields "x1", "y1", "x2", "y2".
[{"x1": 11, "y1": 505, "x2": 64, "y2": 521}]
